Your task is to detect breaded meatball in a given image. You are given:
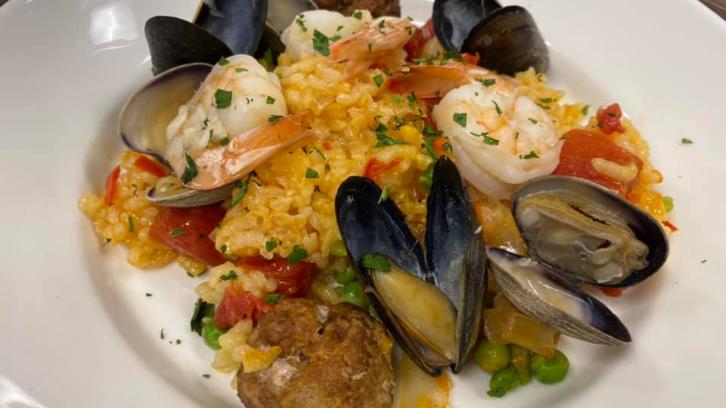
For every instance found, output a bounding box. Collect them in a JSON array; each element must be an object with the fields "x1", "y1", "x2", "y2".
[
  {"x1": 237, "y1": 298, "x2": 395, "y2": 408},
  {"x1": 316, "y1": 0, "x2": 401, "y2": 18}
]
